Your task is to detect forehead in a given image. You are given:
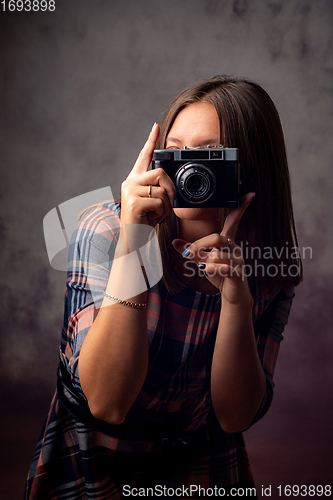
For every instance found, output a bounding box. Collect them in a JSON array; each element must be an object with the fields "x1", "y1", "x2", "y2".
[{"x1": 167, "y1": 101, "x2": 220, "y2": 146}]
